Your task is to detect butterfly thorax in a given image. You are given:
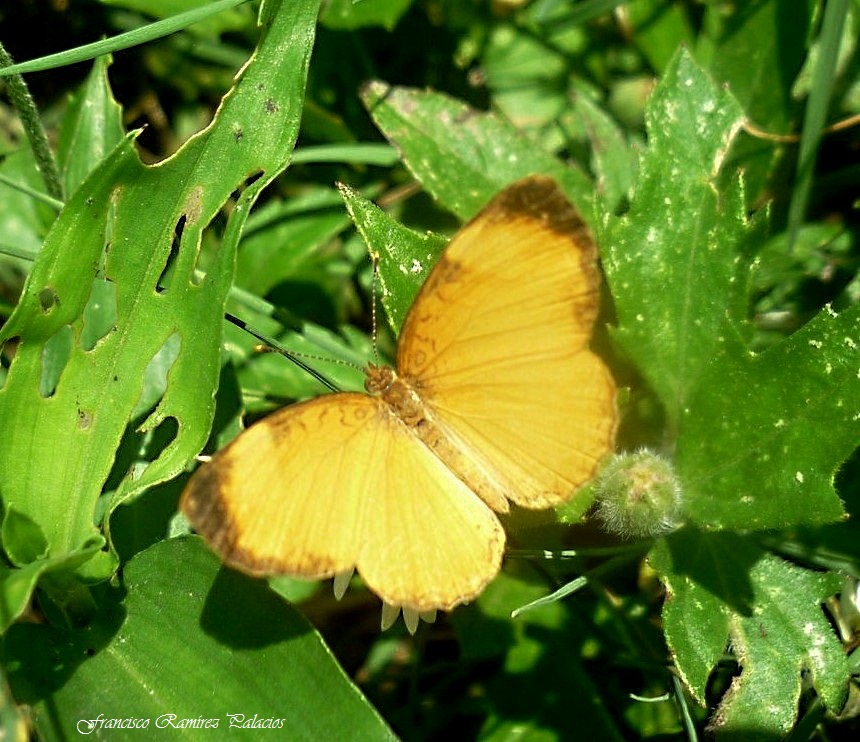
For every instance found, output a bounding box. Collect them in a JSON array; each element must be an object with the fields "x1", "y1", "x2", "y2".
[
  {"x1": 364, "y1": 364, "x2": 425, "y2": 426},
  {"x1": 364, "y1": 363, "x2": 509, "y2": 514}
]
